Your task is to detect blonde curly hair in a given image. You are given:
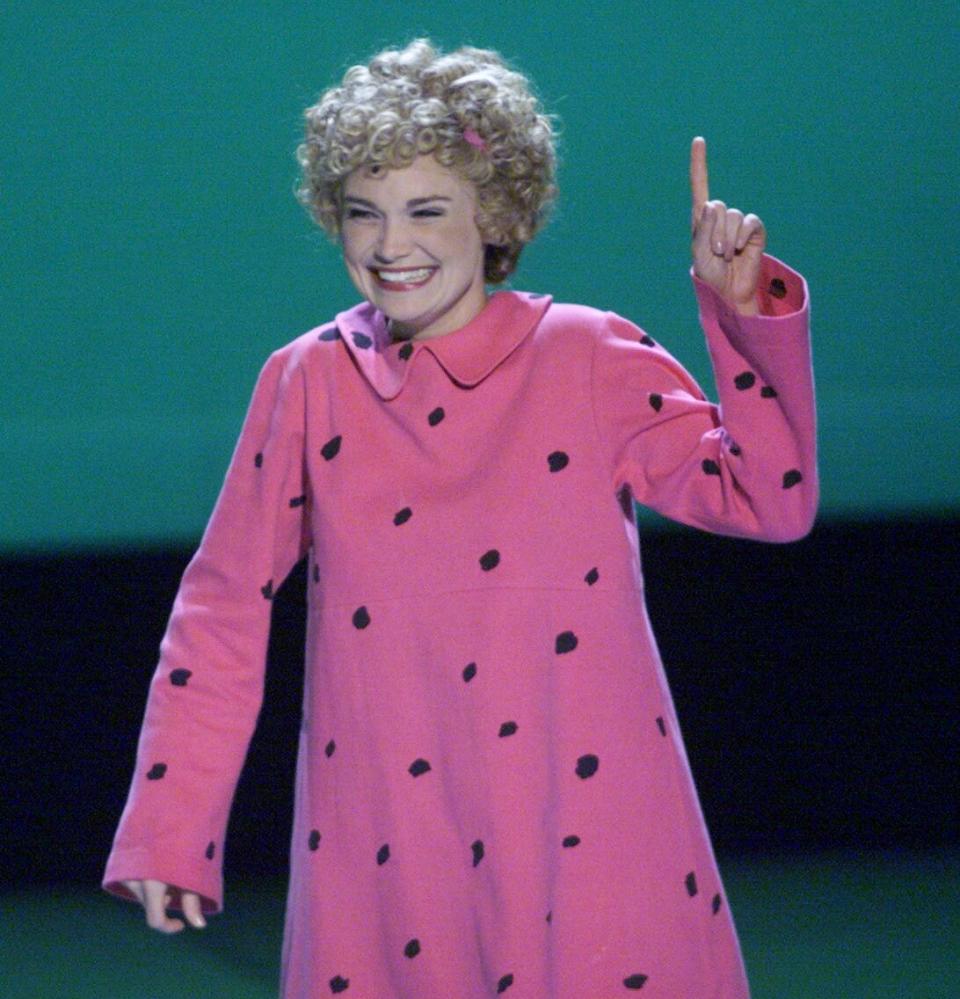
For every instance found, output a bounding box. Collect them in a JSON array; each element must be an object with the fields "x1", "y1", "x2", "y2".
[{"x1": 295, "y1": 39, "x2": 557, "y2": 283}]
